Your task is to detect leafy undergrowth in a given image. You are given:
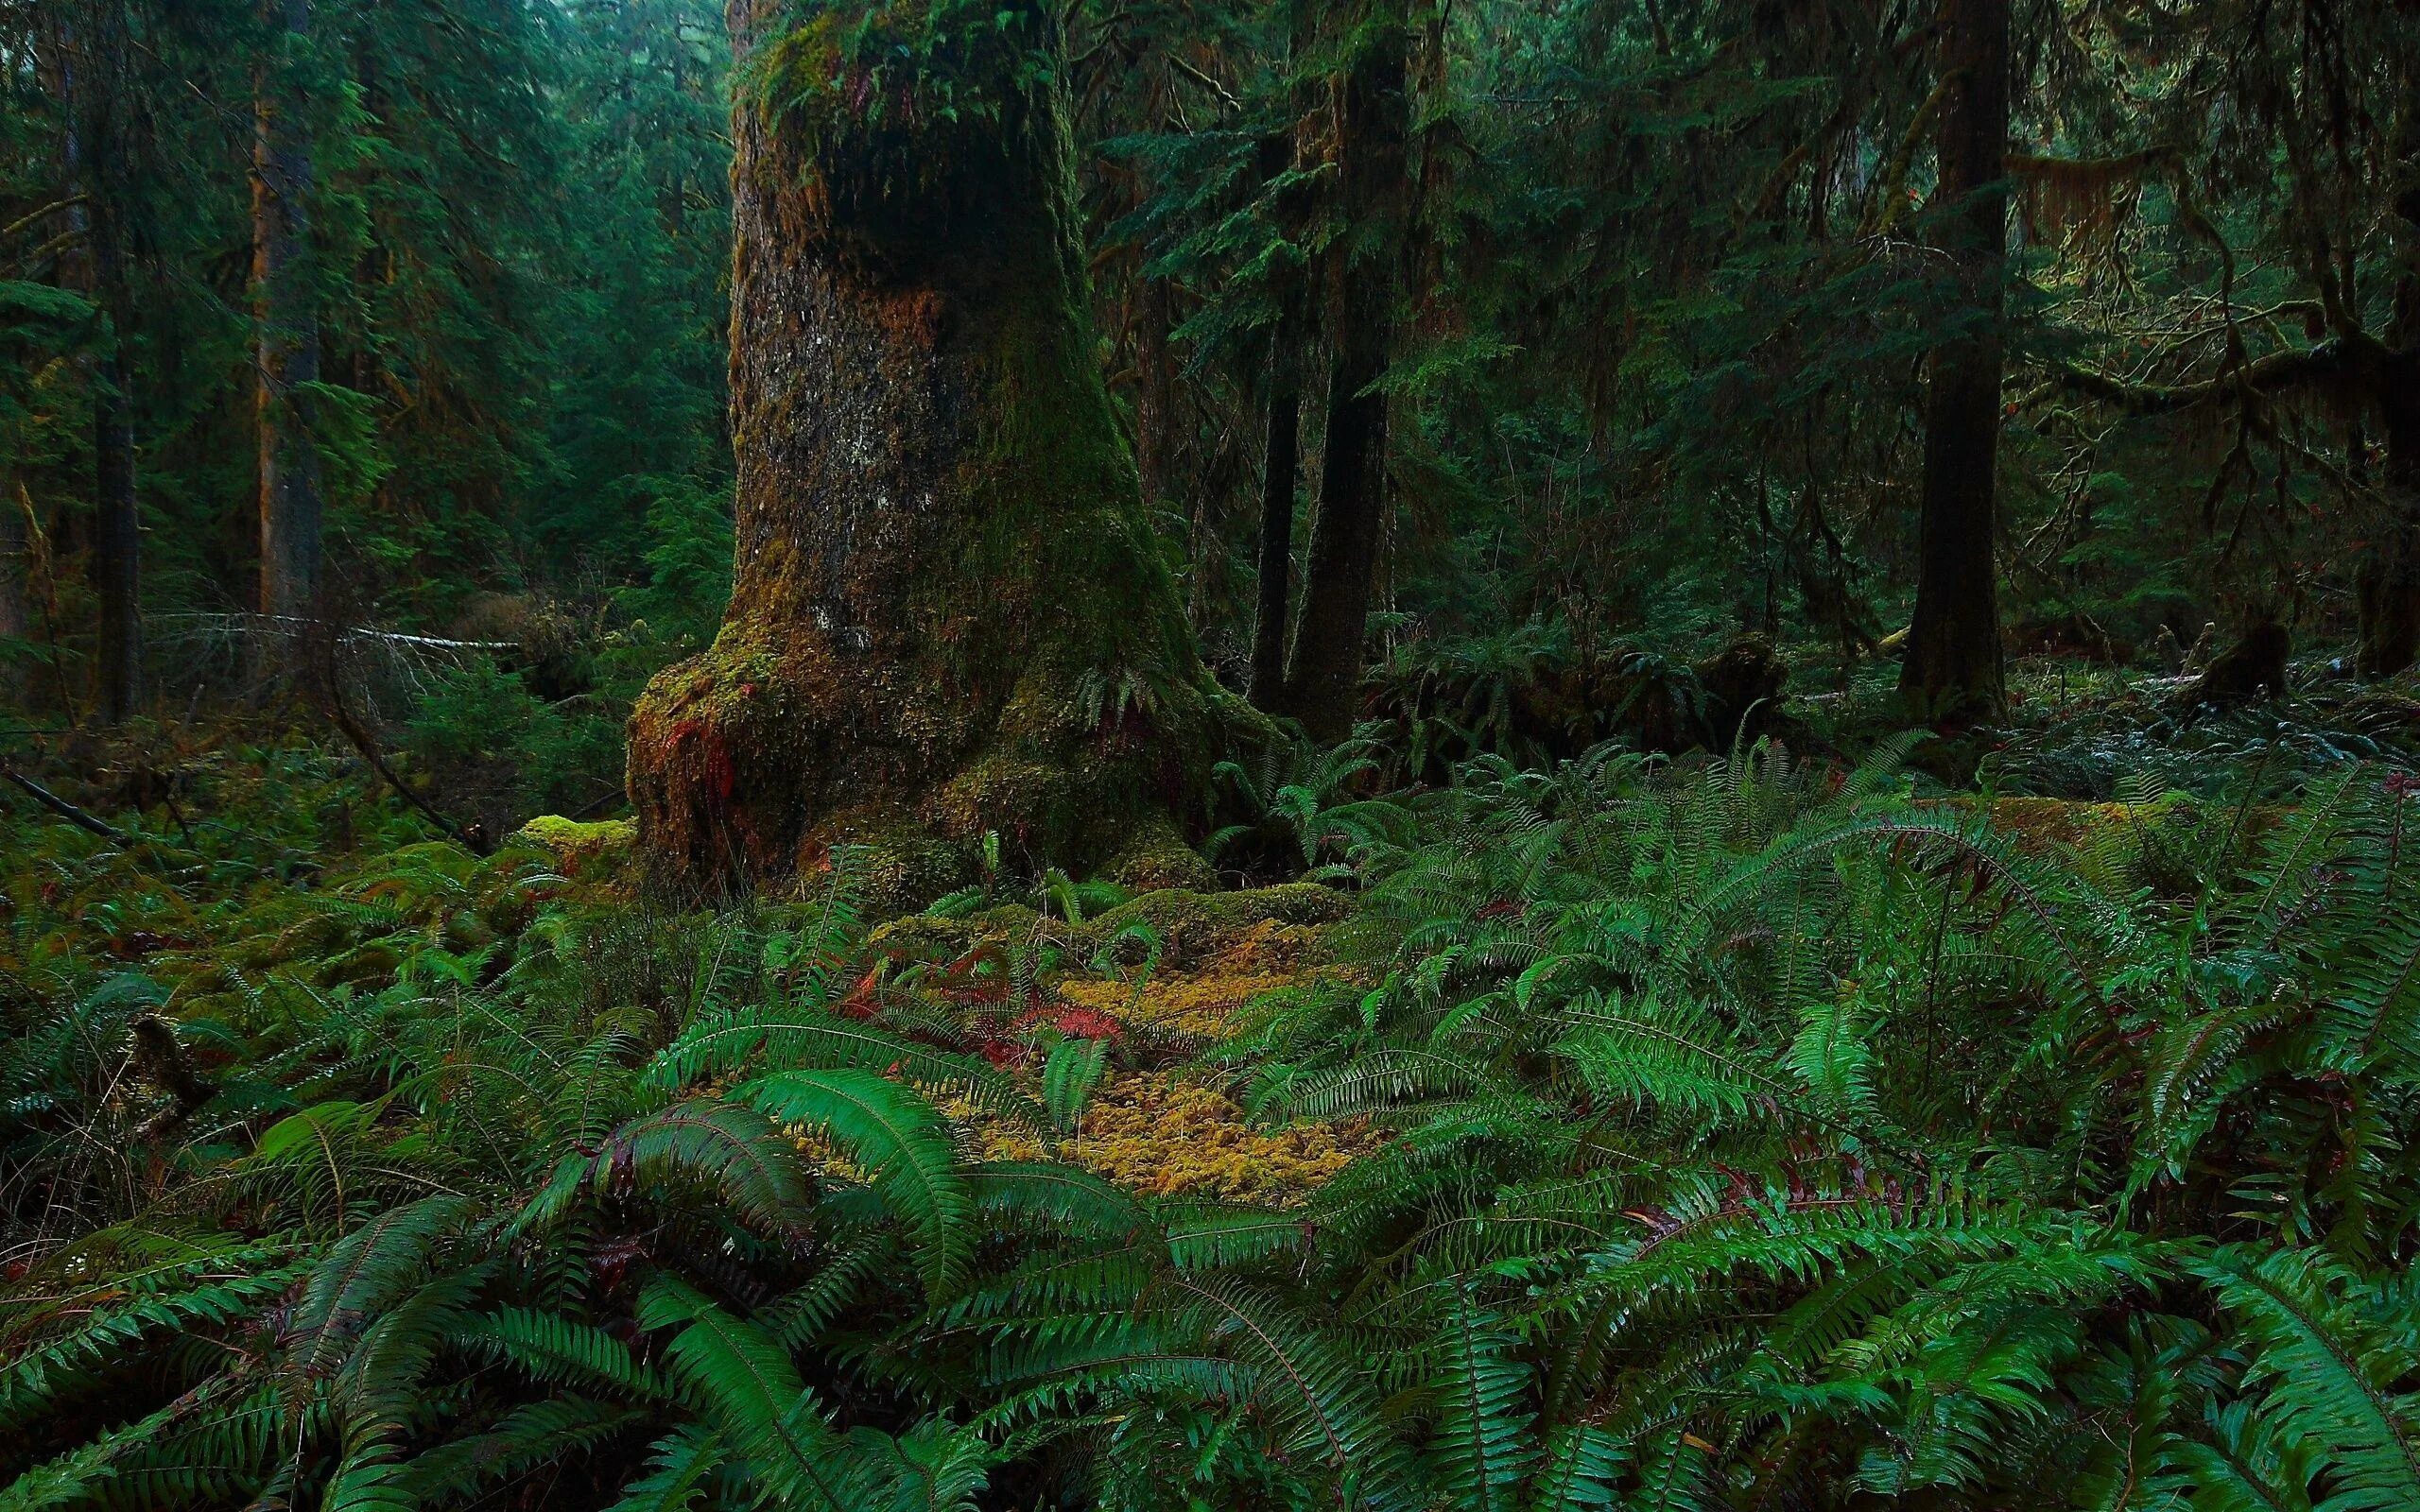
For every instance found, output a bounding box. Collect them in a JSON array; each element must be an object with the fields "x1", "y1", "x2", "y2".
[{"x1": 7, "y1": 730, "x2": 2420, "y2": 1511}]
